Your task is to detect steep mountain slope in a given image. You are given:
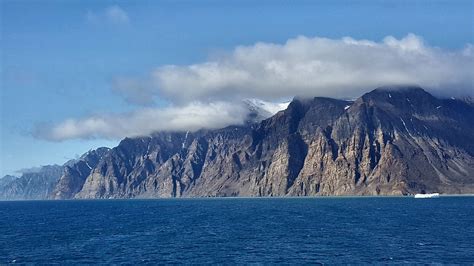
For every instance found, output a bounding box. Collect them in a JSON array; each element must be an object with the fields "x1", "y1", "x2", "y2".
[
  {"x1": 0, "y1": 148, "x2": 110, "y2": 200},
  {"x1": 0, "y1": 175, "x2": 17, "y2": 188},
  {"x1": 58, "y1": 86, "x2": 474, "y2": 199},
  {"x1": 0, "y1": 165, "x2": 63, "y2": 200},
  {"x1": 50, "y1": 147, "x2": 110, "y2": 199},
  {"x1": 290, "y1": 87, "x2": 474, "y2": 195}
]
